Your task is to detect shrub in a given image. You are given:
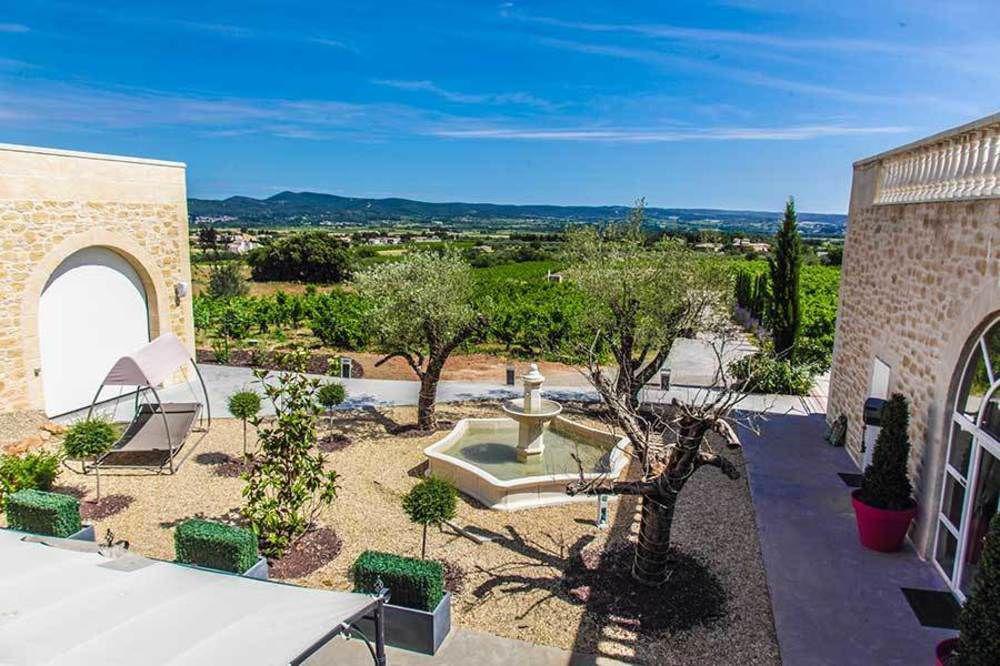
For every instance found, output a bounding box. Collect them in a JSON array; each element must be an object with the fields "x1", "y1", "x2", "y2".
[
  {"x1": 955, "y1": 513, "x2": 1000, "y2": 665},
  {"x1": 728, "y1": 352, "x2": 814, "y2": 395},
  {"x1": 402, "y1": 477, "x2": 458, "y2": 558},
  {"x1": 859, "y1": 393, "x2": 914, "y2": 511},
  {"x1": 207, "y1": 261, "x2": 249, "y2": 299},
  {"x1": 174, "y1": 518, "x2": 260, "y2": 574},
  {"x1": 228, "y1": 390, "x2": 262, "y2": 457},
  {"x1": 352, "y1": 550, "x2": 445, "y2": 611},
  {"x1": 6, "y1": 489, "x2": 81, "y2": 537},
  {"x1": 0, "y1": 451, "x2": 60, "y2": 509},
  {"x1": 63, "y1": 419, "x2": 117, "y2": 460},
  {"x1": 242, "y1": 348, "x2": 340, "y2": 558}
]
